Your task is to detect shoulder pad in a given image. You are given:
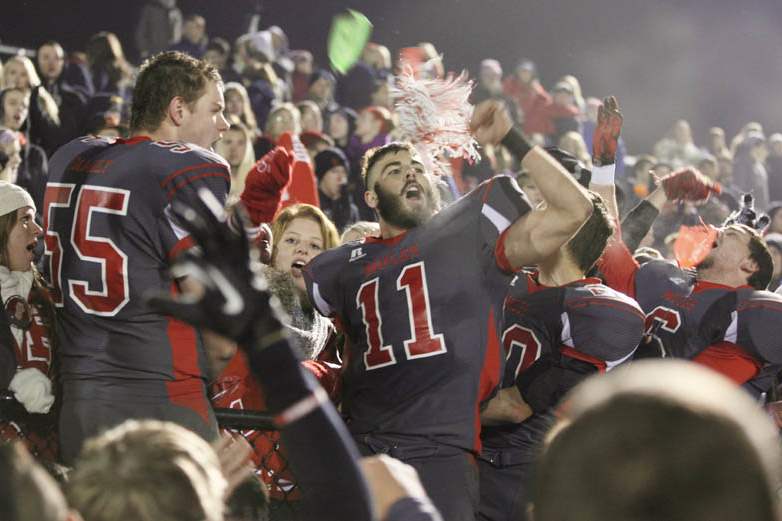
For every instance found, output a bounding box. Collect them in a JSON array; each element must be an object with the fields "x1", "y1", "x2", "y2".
[
  {"x1": 736, "y1": 289, "x2": 782, "y2": 364},
  {"x1": 564, "y1": 284, "x2": 645, "y2": 365}
]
